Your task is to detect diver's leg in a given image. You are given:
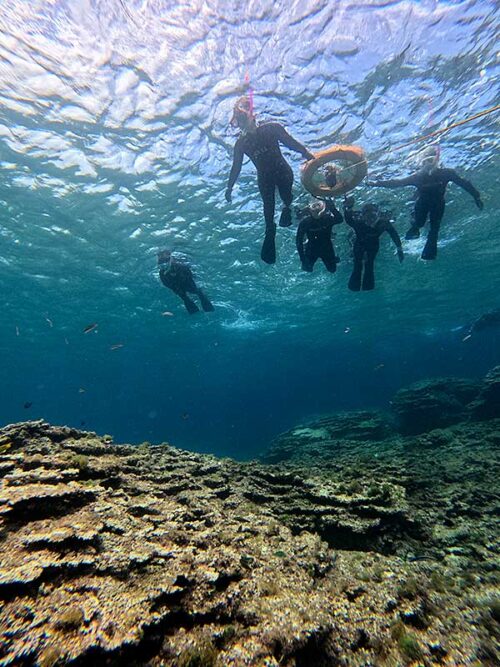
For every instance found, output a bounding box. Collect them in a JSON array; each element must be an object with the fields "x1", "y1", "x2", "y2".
[
  {"x1": 362, "y1": 243, "x2": 379, "y2": 290},
  {"x1": 258, "y1": 174, "x2": 277, "y2": 264},
  {"x1": 303, "y1": 245, "x2": 317, "y2": 273},
  {"x1": 348, "y1": 243, "x2": 363, "y2": 291},
  {"x1": 277, "y1": 162, "x2": 294, "y2": 227},
  {"x1": 320, "y1": 242, "x2": 337, "y2": 274},
  {"x1": 421, "y1": 198, "x2": 445, "y2": 260},
  {"x1": 406, "y1": 198, "x2": 428, "y2": 240}
]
